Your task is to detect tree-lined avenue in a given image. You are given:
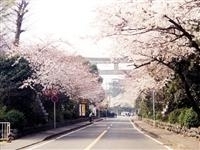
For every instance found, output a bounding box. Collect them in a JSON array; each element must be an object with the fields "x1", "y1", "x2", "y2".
[{"x1": 24, "y1": 117, "x2": 170, "y2": 150}]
